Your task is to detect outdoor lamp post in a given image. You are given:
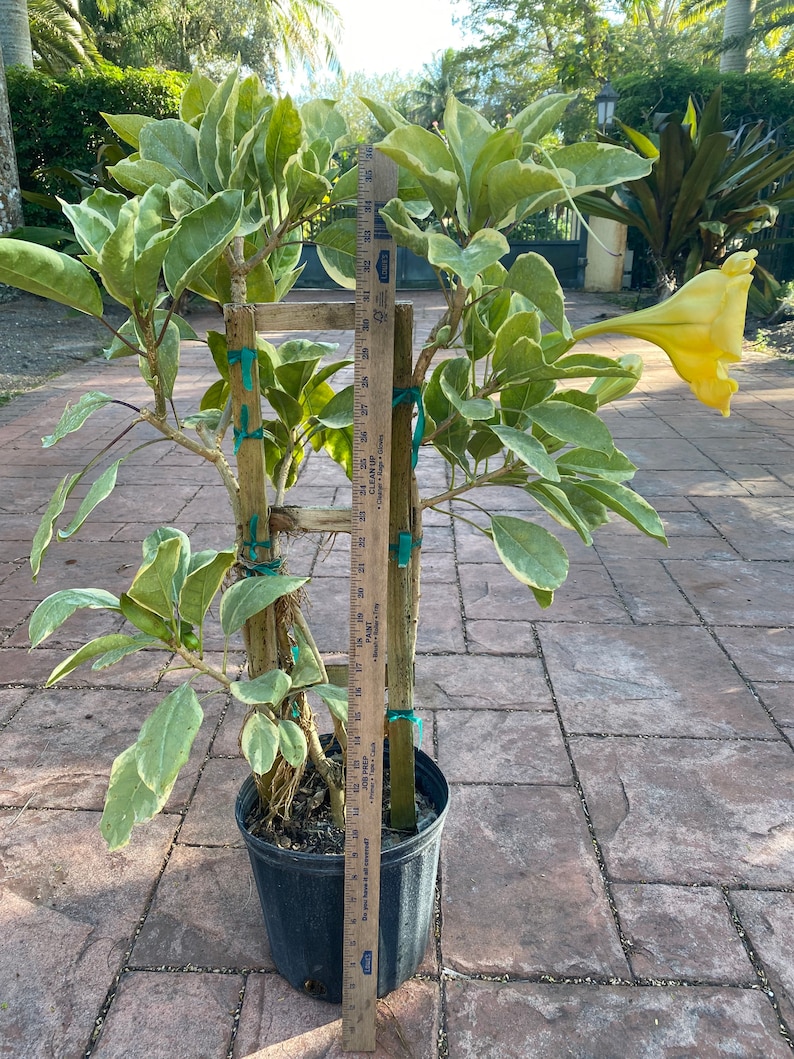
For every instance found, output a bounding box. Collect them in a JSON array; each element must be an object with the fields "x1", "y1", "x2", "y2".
[{"x1": 595, "y1": 81, "x2": 619, "y2": 133}]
